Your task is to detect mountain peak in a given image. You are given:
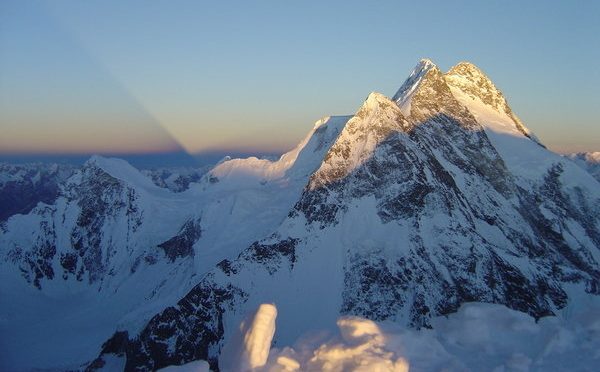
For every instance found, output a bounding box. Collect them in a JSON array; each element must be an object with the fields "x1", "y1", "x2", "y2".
[
  {"x1": 82, "y1": 155, "x2": 160, "y2": 190},
  {"x1": 417, "y1": 58, "x2": 437, "y2": 70},
  {"x1": 396, "y1": 62, "x2": 479, "y2": 128},
  {"x1": 392, "y1": 58, "x2": 440, "y2": 116},
  {"x1": 308, "y1": 91, "x2": 408, "y2": 190},
  {"x1": 444, "y1": 61, "x2": 507, "y2": 112},
  {"x1": 447, "y1": 61, "x2": 486, "y2": 79},
  {"x1": 364, "y1": 91, "x2": 393, "y2": 108},
  {"x1": 444, "y1": 61, "x2": 537, "y2": 140},
  {"x1": 355, "y1": 91, "x2": 406, "y2": 124}
]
